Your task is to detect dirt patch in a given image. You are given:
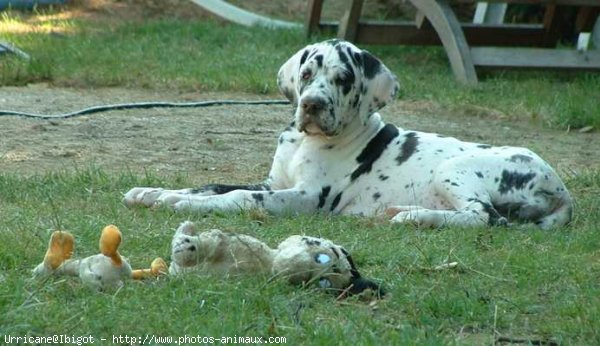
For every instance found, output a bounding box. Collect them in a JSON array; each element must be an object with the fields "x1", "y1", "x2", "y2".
[{"x1": 0, "y1": 85, "x2": 598, "y2": 185}]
